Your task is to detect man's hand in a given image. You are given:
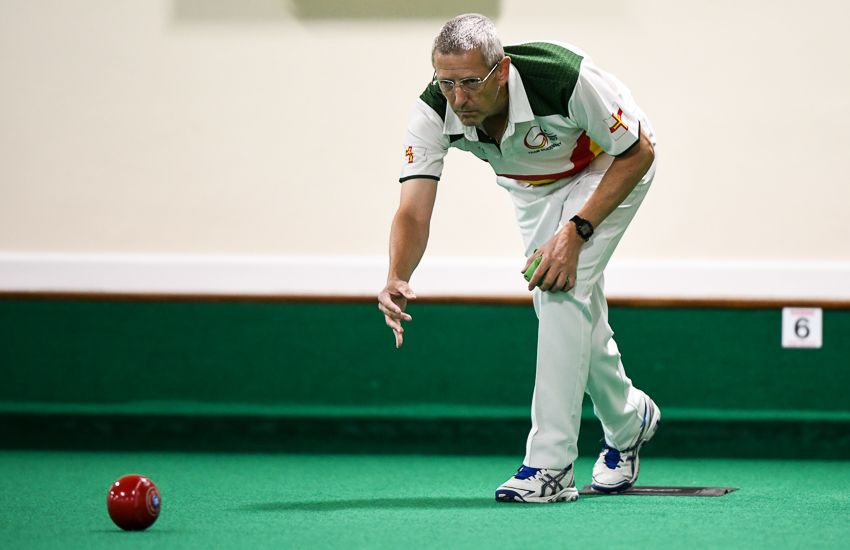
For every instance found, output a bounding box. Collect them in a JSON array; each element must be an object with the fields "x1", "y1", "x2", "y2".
[
  {"x1": 377, "y1": 280, "x2": 417, "y2": 348},
  {"x1": 522, "y1": 223, "x2": 584, "y2": 292}
]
